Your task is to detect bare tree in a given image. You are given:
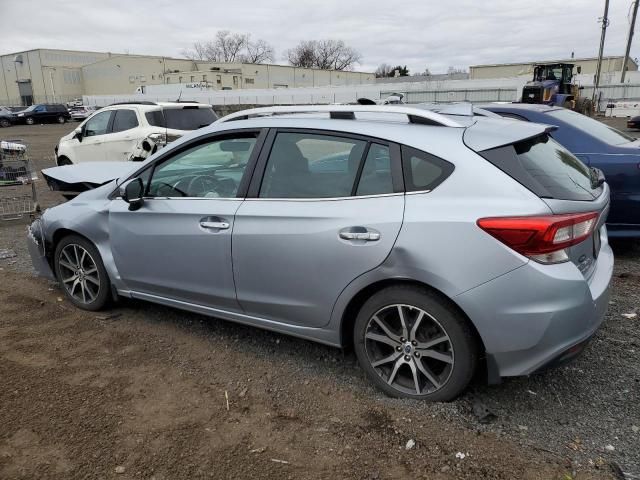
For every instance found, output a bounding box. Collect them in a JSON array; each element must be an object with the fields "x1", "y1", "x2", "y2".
[
  {"x1": 240, "y1": 37, "x2": 275, "y2": 64},
  {"x1": 284, "y1": 41, "x2": 317, "y2": 68},
  {"x1": 182, "y1": 32, "x2": 275, "y2": 64},
  {"x1": 285, "y1": 39, "x2": 361, "y2": 70},
  {"x1": 214, "y1": 30, "x2": 248, "y2": 62},
  {"x1": 181, "y1": 41, "x2": 210, "y2": 61},
  {"x1": 375, "y1": 63, "x2": 394, "y2": 78},
  {"x1": 375, "y1": 64, "x2": 409, "y2": 77}
]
